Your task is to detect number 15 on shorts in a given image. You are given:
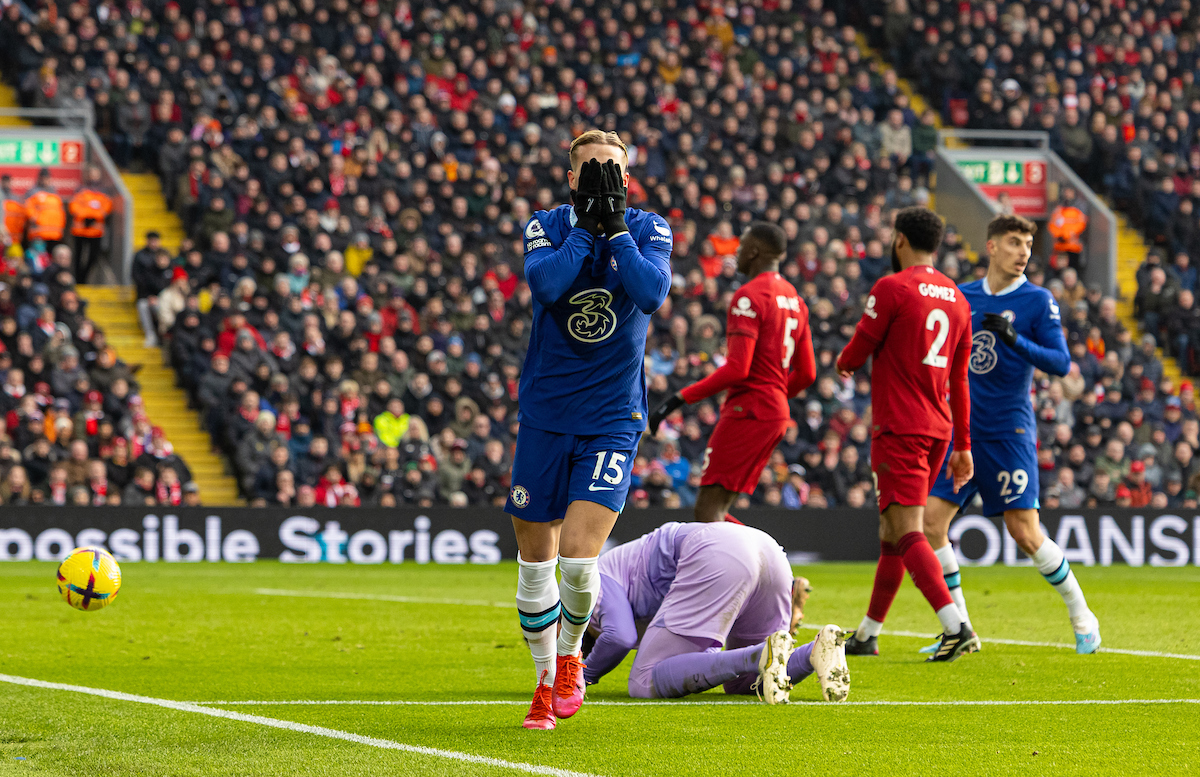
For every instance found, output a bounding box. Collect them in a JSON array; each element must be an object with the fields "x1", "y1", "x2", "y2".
[{"x1": 590, "y1": 451, "x2": 627, "y2": 492}]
